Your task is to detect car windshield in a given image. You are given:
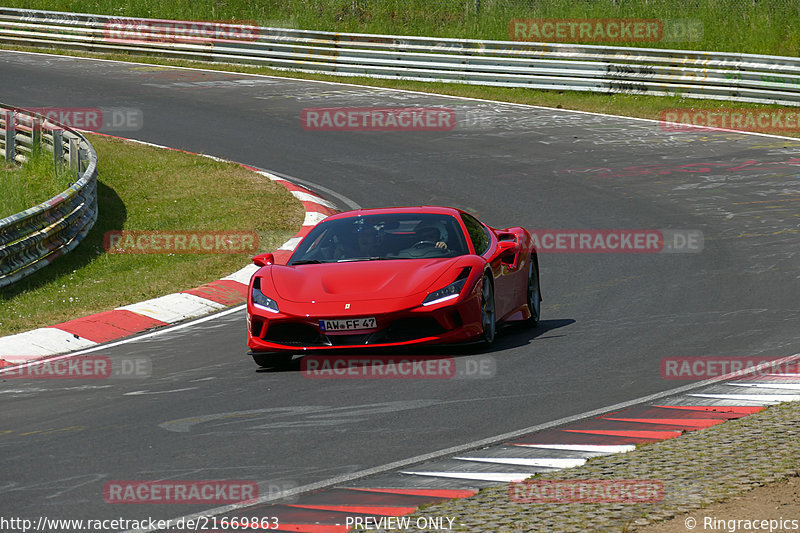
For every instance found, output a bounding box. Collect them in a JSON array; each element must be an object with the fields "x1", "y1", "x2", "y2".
[{"x1": 289, "y1": 213, "x2": 470, "y2": 264}]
